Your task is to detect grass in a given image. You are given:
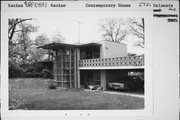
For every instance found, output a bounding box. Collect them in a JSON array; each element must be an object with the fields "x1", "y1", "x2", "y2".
[{"x1": 9, "y1": 78, "x2": 144, "y2": 110}]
